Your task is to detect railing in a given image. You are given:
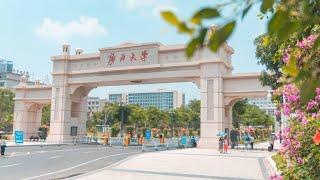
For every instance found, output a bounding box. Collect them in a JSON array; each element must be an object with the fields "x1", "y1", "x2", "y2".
[
  {"x1": 142, "y1": 137, "x2": 198, "y2": 152},
  {"x1": 80, "y1": 136, "x2": 199, "y2": 152}
]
